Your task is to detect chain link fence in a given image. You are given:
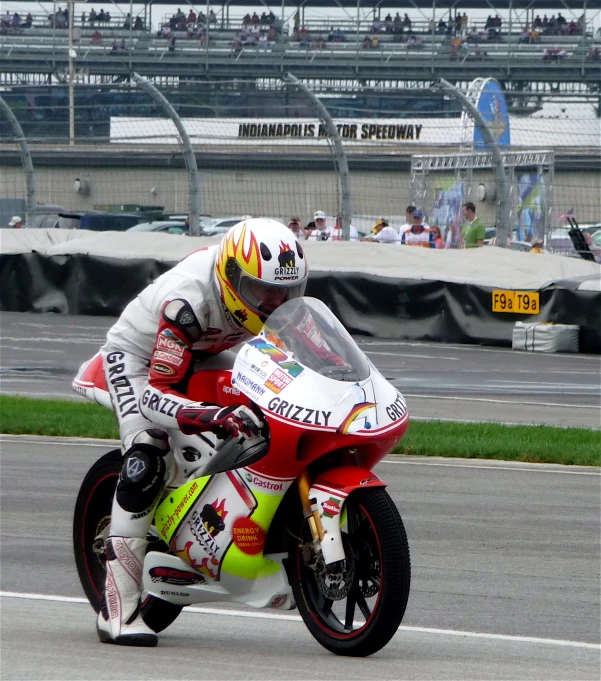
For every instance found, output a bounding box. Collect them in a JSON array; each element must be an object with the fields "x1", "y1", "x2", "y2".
[{"x1": 1, "y1": 78, "x2": 599, "y2": 249}]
